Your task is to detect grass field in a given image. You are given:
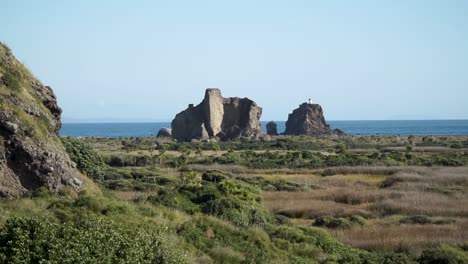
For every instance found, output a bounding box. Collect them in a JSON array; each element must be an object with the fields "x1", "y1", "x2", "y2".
[
  {"x1": 261, "y1": 166, "x2": 468, "y2": 253},
  {"x1": 2, "y1": 135, "x2": 467, "y2": 263}
]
